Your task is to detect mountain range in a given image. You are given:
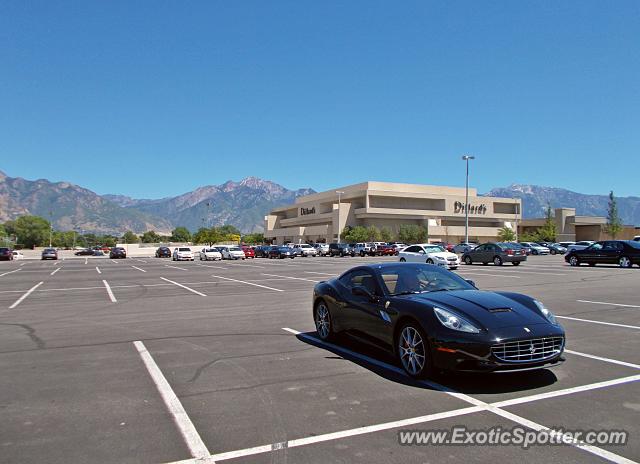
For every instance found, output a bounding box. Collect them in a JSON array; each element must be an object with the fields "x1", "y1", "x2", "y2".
[{"x1": 1, "y1": 169, "x2": 638, "y2": 234}]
